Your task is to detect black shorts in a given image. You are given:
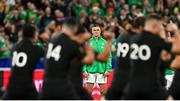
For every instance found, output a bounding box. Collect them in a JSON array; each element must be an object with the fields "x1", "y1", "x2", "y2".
[
  {"x1": 121, "y1": 83, "x2": 169, "y2": 100},
  {"x1": 2, "y1": 85, "x2": 38, "y2": 100},
  {"x1": 39, "y1": 79, "x2": 79, "y2": 100}
]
